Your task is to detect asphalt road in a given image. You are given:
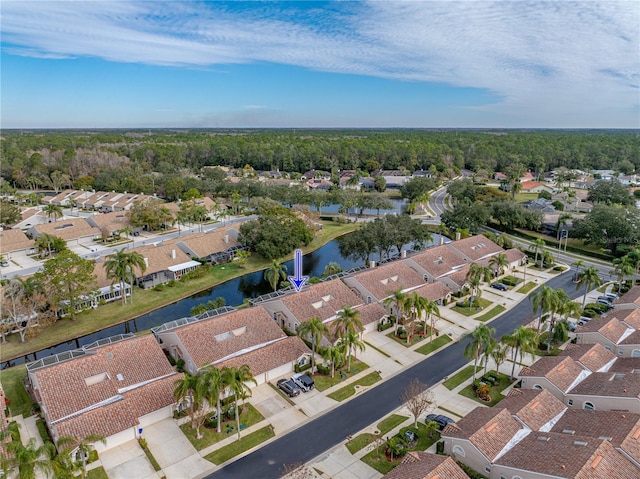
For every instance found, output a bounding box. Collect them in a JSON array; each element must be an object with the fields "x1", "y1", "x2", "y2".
[{"x1": 209, "y1": 271, "x2": 578, "y2": 479}]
